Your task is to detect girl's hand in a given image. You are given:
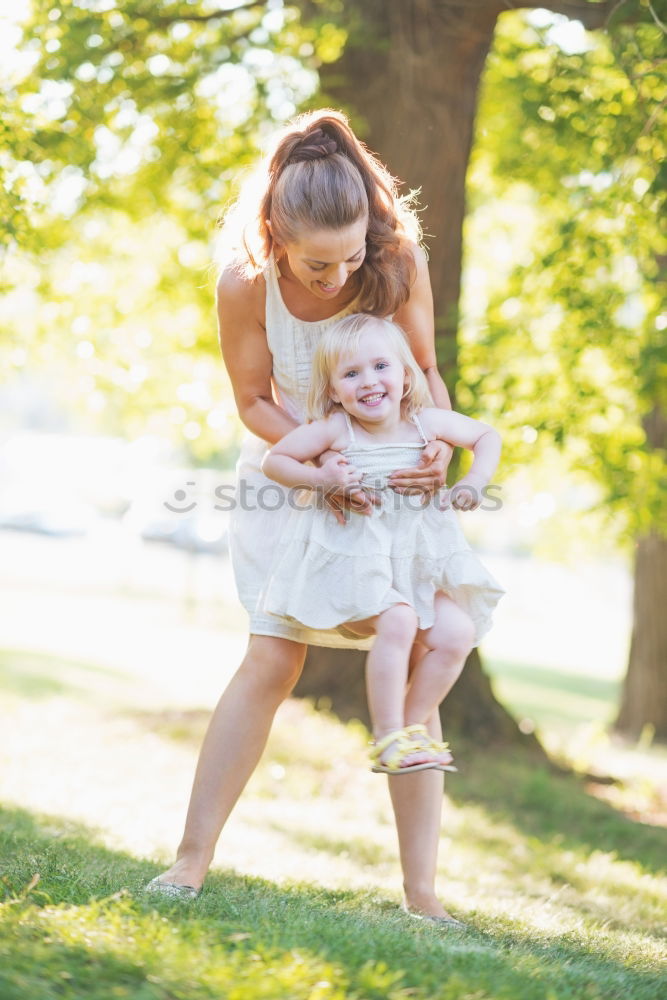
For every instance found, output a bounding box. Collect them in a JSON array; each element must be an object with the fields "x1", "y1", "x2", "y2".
[
  {"x1": 439, "y1": 474, "x2": 486, "y2": 511},
  {"x1": 316, "y1": 455, "x2": 363, "y2": 492},
  {"x1": 388, "y1": 439, "x2": 453, "y2": 498},
  {"x1": 315, "y1": 449, "x2": 379, "y2": 526}
]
